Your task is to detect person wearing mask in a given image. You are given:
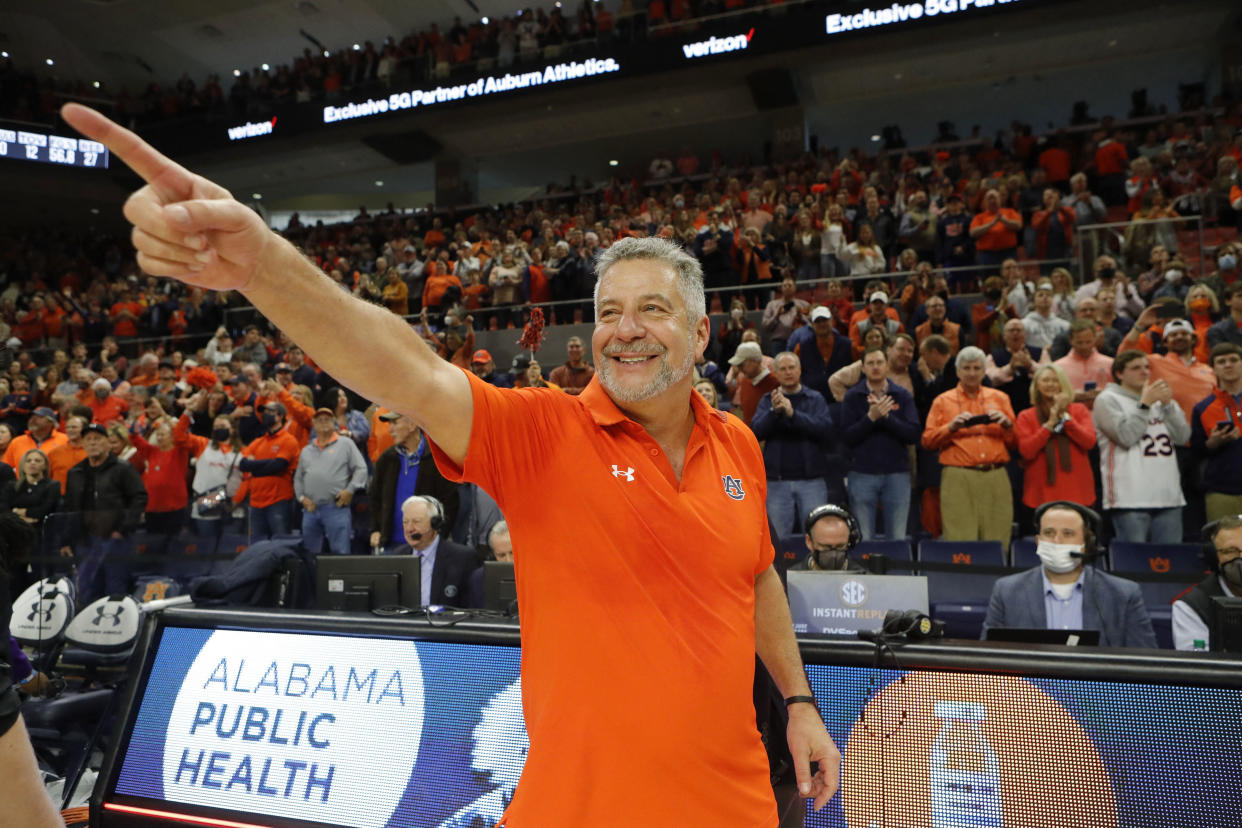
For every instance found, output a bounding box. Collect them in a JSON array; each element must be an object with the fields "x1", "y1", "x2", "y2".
[
  {"x1": 61, "y1": 423, "x2": 148, "y2": 603},
  {"x1": 972, "y1": 275, "x2": 1020, "y2": 354},
  {"x1": 1202, "y1": 242, "x2": 1239, "y2": 302},
  {"x1": 982, "y1": 502, "x2": 1155, "y2": 648},
  {"x1": 1093, "y1": 350, "x2": 1190, "y2": 543},
  {"x1": 788, "y1": 504, "x2": 866, "y2": 572},
  {"x1": 839, "y1": 347, "x2": 920, "y2": 539},
  {"x1": 1172, "y1": 515, "x2": 1242, "y2": 650},
  {"x1": 1074, "y1": 256, "x2": 1144, "y2": 321},
  {"x1": 1013, "y1": 365, "x2": 1097, "y2": 532},
  {"x1": 177, "y1": 391, "x2": 244, "y2": 537},
  {"x1": 233, "y1": 401, "x2": 300, "y2": 541},
  {"x1": 295, "y1": 407, "x2": 368, "y2": 555}
]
